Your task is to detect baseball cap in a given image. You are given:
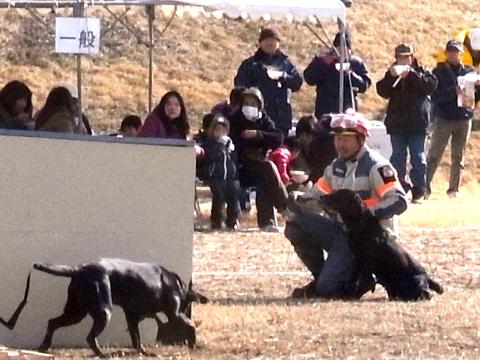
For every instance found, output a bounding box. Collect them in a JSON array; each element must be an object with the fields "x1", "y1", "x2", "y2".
[
  {"x1": 395, "y1": 43, "x2": 413, "y2": 56},
  {"x1": 445, "y1": 39, "x2": 463, "y2": 52}
]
